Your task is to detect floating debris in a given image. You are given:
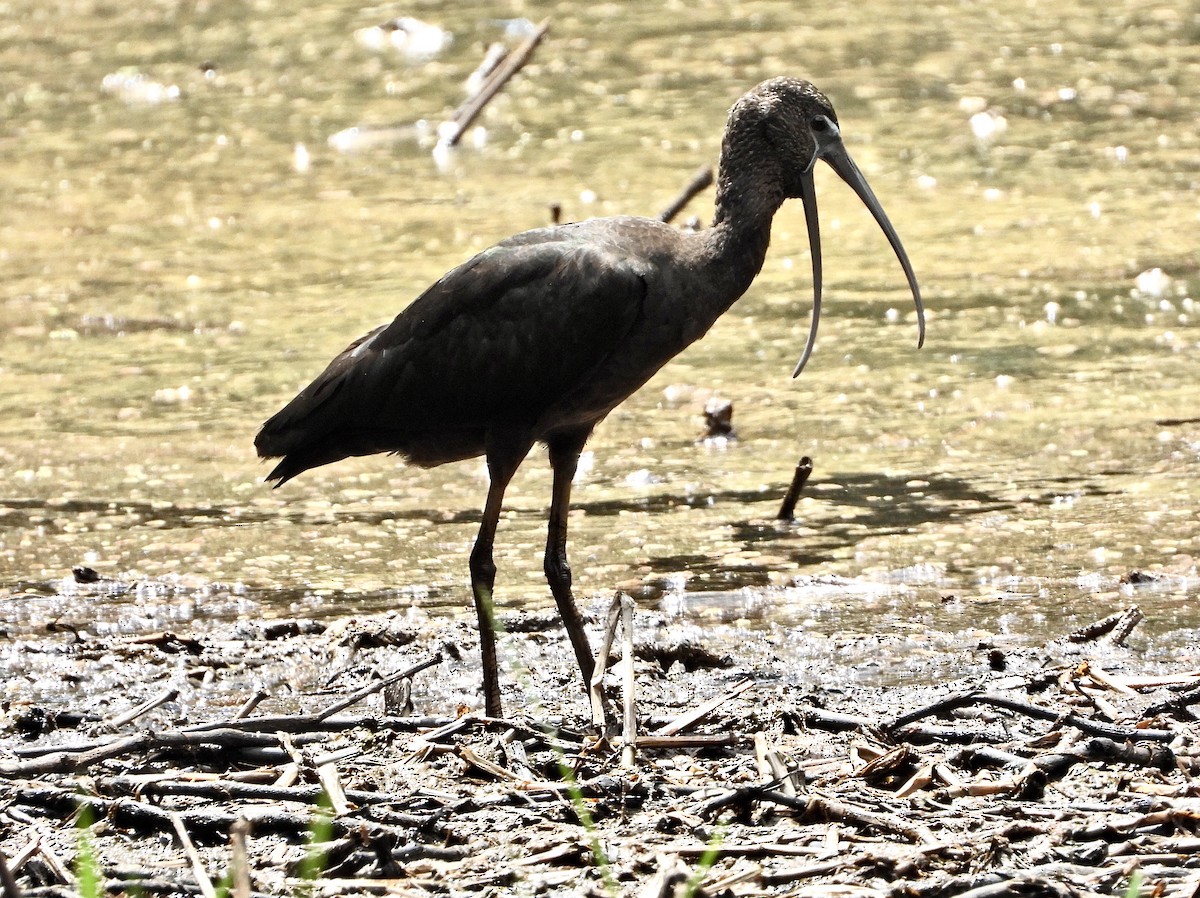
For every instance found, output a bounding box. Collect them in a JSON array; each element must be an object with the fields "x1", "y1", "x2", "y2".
[
  {"x1": 702, "y1": 397, "x2": 735, "y2": 439},
  {"x1": 101, "y1": 68, "x2": 182, "y2": 105},
  {"x1": 434, "y1": 18, "x2": 549, "y2": 153},
  {"x1": 353, "y1": 16, "x2": 451, "y2": 62},
  {"x1": 969, "y1": 109, "x2": 1007, "y2": 149},
  {"x1": 327, "y1": 121, "x2": 429, "y2": 153},
  {"x1": 493, "y1": 17, "x2": 538, "y2": 40},
  {"x1": 292, "y1": 142, "x2": 311, "y2": 173},
  {"x1": 152, "y1": 384, "x2": 193, "y2": 404},
  {"x1": 330, "y1": 20, "x2": 548, "y2": 158},
  {"x1": 1133, "y1": 267, "x2": 1172, "y2": 298}
]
